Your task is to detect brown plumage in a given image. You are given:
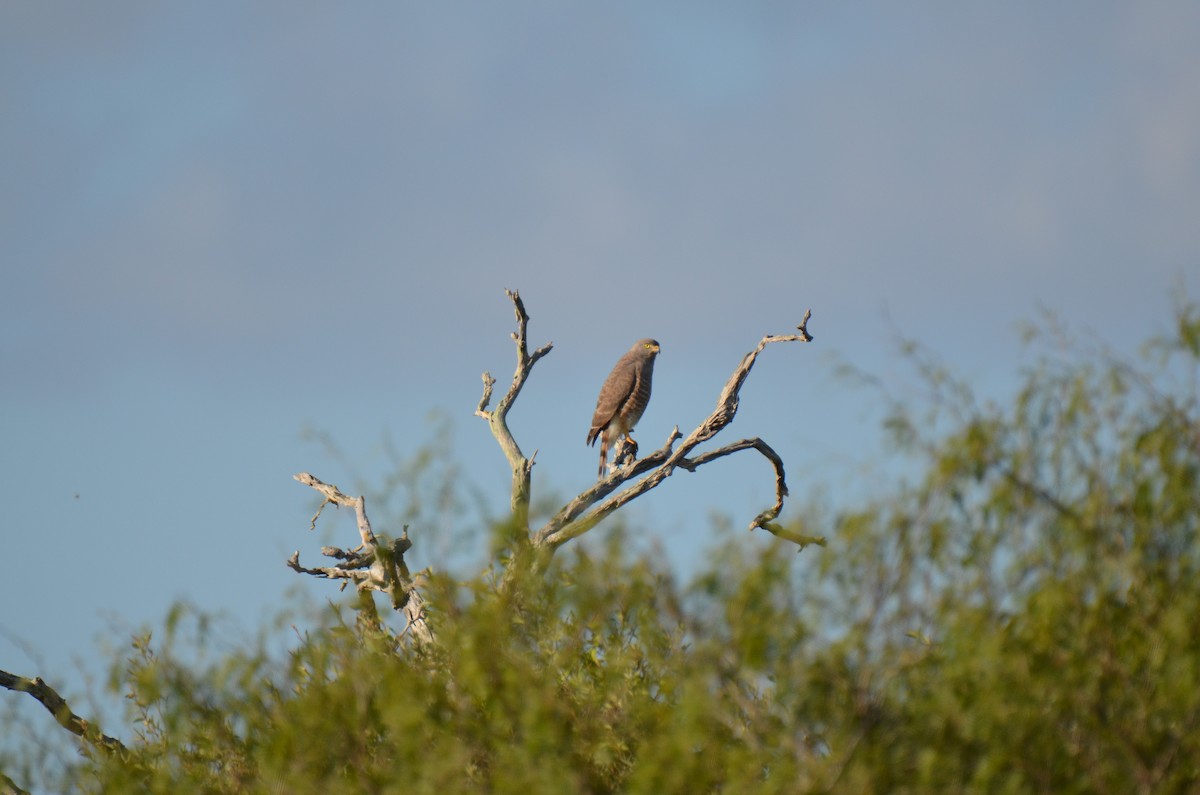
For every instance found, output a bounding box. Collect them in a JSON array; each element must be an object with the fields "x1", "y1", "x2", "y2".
[{"x1": 587, "y1": 338, "x2": 661, "y2": 478}]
